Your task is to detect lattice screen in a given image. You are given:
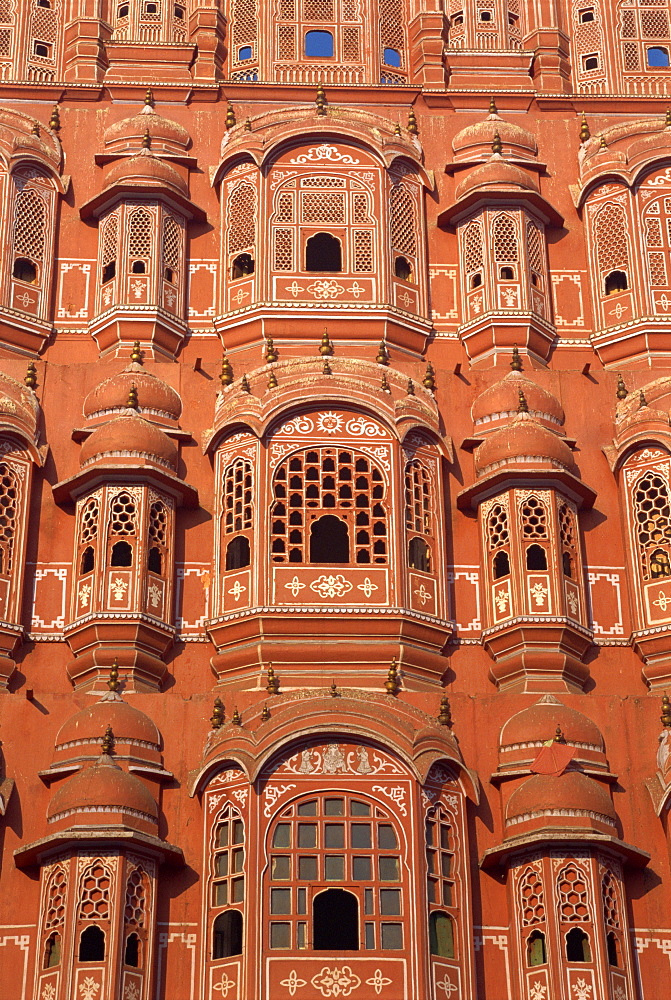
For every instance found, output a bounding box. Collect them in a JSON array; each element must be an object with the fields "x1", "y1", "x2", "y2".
[
  {"x1": 227, "y1": 183, "x2": 257, "y2": 255},
  {"x1": 594, "y1": 202, "x2": 630, "y2": 279}
]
